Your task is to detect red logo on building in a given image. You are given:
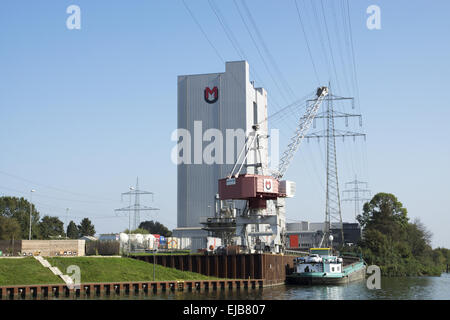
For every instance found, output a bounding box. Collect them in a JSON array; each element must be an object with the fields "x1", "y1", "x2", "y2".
[
  {"x1": 265, "y1": 180, "x2": 272, "y2": 191},
  {"x1": 204, "y1": 86, "x2": 219, "y2": 104}
]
